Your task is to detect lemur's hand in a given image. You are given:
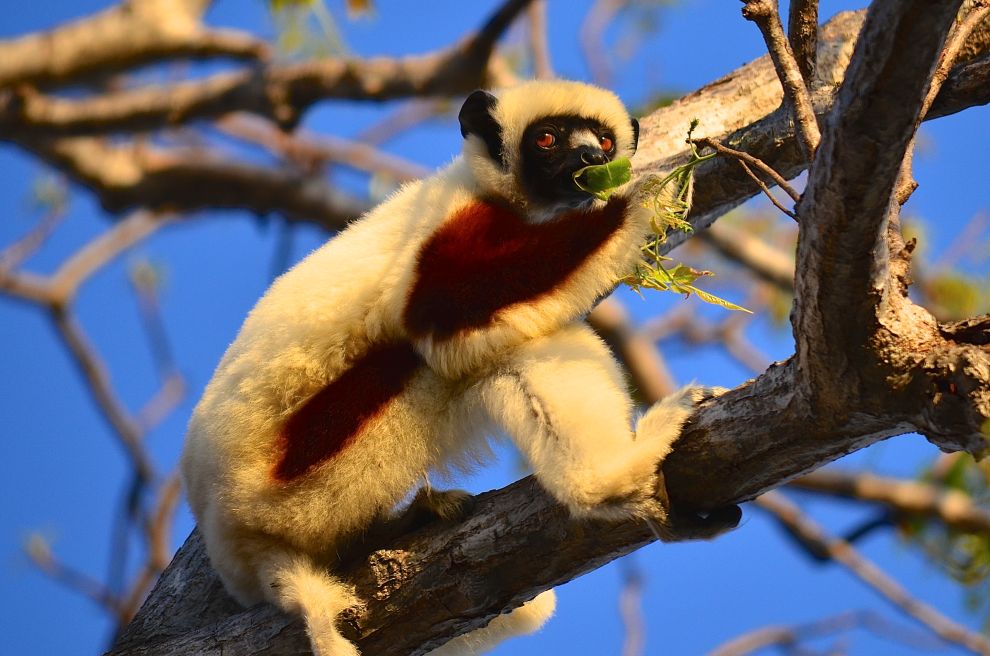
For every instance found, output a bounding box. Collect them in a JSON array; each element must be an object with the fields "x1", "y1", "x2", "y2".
[{"x1": 637, "y1": 385, "x2": 740, "y2": 542}]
